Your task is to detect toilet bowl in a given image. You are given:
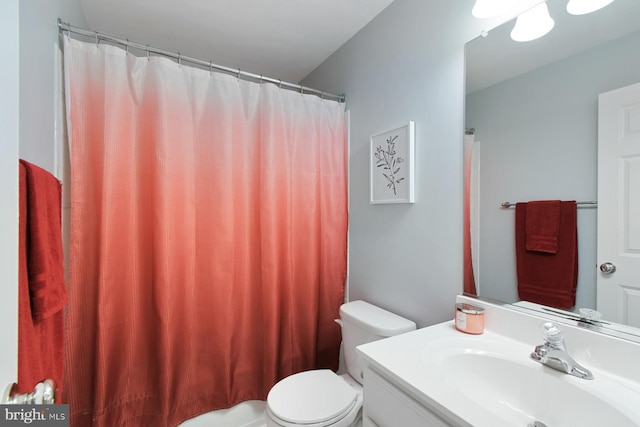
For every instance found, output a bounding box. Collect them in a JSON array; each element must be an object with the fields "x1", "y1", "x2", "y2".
[
  {"x1": 265, "y1": 370, "x2": 362, "y2": 427},
  {"x1": 265, "y1": 301, "x2": 416, "y2": 427}
]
